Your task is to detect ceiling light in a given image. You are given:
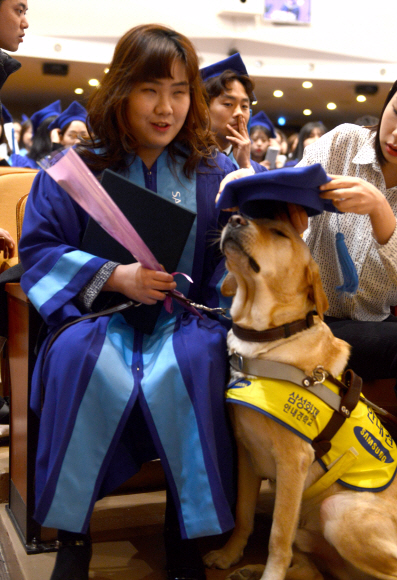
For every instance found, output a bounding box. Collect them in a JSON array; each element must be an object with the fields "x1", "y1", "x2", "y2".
[
  {"x1": 302, "y1": 81, "x2": 313, "y2": 89},
  {"x1": 303, "y1": 109, "x2": 312, "y2": 116},
  {"x1": 273, "y1": 90, "x2": 283, "y2": 98},
  {"x1": 88, "y1": 78, "x2": 100, "y2": 87},
  {"x1": 327, "y1": 102, "x2": 337, "y2": 110},
  {"x1": 252, "y1": 99, "x2": 258, "y2": 105},
  {"x1": 74, "y1": 88, "x2": 84, "y2": 95},
  {"x1": 104, "y1": 68, "x2": 109, "y2": 74},
  {"x1": 277, "y1": 117, "x2": 286, "y2": 126},
  {"x1": 356, "y1": 95, "x2": 367, "y2": 103}
]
